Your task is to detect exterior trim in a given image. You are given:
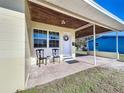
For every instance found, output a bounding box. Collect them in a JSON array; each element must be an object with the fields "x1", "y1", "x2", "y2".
[{"x1": 84, "y1": 0, "x2": 124, "y2": 25}]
